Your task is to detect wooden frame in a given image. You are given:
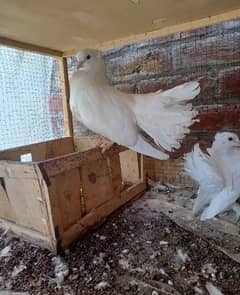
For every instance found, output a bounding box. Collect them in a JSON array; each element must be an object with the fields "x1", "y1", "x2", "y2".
[
  {"x1": 0, "y1": 37, "x2": 63, "y2": 57},
  {"x1": 59, "y1": 57, "x2": 74, "y2": 137}
]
